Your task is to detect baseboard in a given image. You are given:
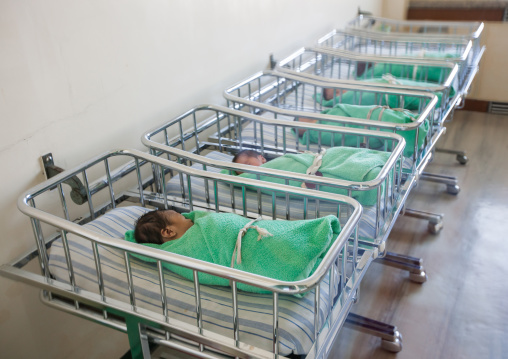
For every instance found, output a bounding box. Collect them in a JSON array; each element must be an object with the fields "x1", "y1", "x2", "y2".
[
  {"x1": 407, "y1": 6, "x2": 506, "y2": 21},
  {"x1": 457, "y1": 99, "x2": 490, "y2": 112}
]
